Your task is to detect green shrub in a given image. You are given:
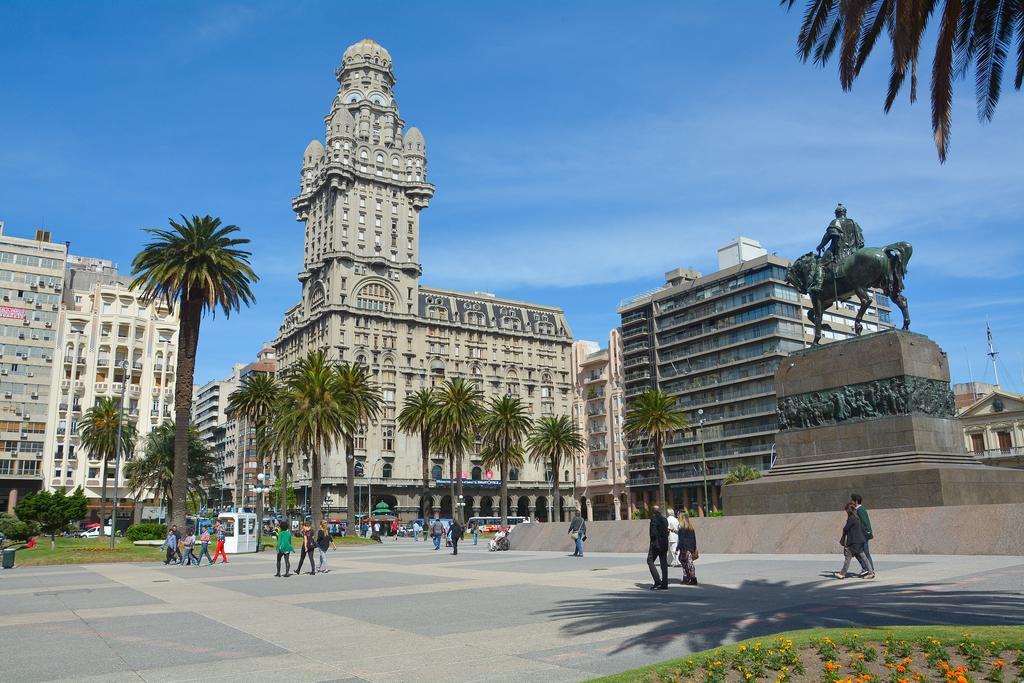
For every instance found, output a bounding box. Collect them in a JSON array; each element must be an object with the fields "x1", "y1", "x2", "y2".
[
  {"x1": 126, "y1": 523, "x2": 167, "y2": 542},
  {"x1": 0, "y1": 513, "x2": 40, "y2": 541}
]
